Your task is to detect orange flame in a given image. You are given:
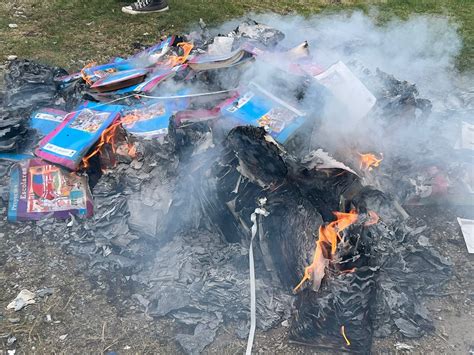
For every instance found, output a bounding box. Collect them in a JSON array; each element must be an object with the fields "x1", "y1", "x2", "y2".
[
  {"x1": 80, "y1": 62, "x2": 97, "y2": 86},
  {"x1": 163, "y1": 42, "x2": 193, "y2": 67},
  {"x1": 294, "y1": 210, "x2": 379, "y2": 293},
  {"x1": 293, "y1": 210, "x2": 358, "y2": 293},
  {"x1": 358, "y1": 152, "x2": 383, "y2": 171},
  {"x1": 82, "y1": 121, "x2": 122, "y2": 169}
]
